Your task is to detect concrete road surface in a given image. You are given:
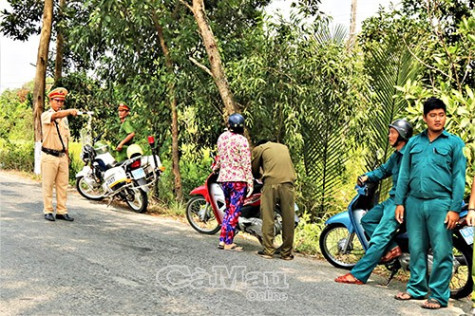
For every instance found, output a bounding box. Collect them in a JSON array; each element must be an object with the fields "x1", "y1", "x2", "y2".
[{"x1": 0, "y1": 170, "x2": 471, "y2": 315}]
